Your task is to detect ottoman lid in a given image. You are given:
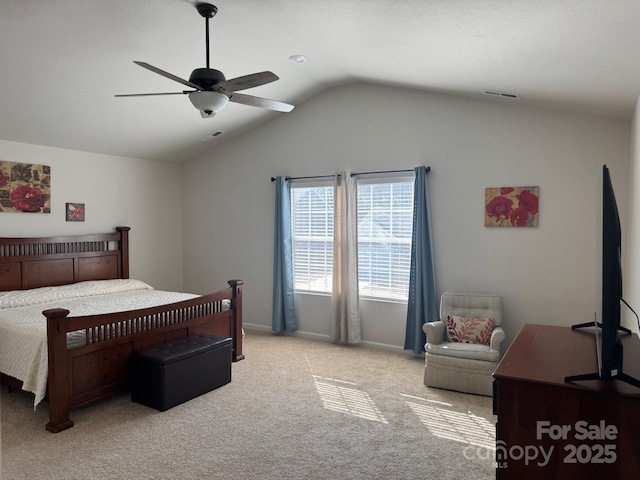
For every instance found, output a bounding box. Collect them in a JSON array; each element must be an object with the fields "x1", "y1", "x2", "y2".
[{"x1": 136, "y1": 334, "x2": 232, "y2": 365}]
